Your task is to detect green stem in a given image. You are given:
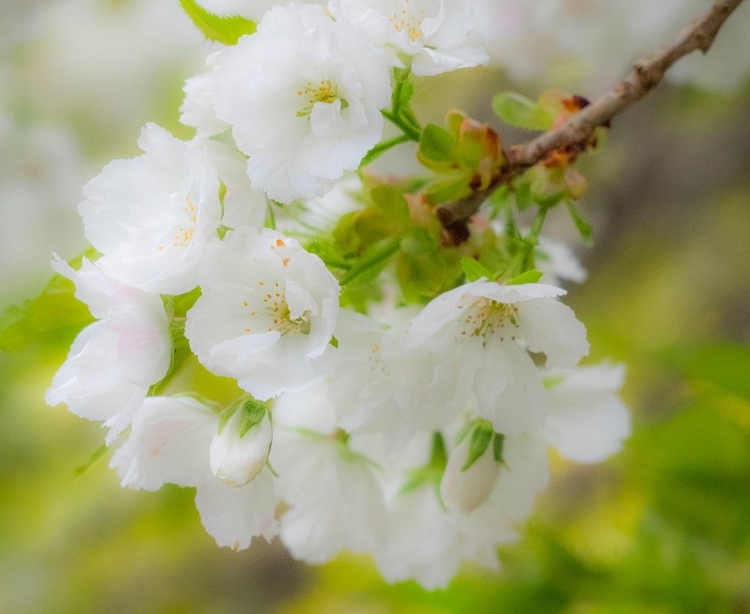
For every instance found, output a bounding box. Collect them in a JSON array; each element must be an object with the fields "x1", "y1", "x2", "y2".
[
  {"x1": 359, "y1": 134, "x2": 411, "y2": 169},
  {"x1": 340, "y1": 236, "x2": 401, "y2": 285},
  {"x1": 381, "y1": 110, "x2": 421, "y2": 142}
]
